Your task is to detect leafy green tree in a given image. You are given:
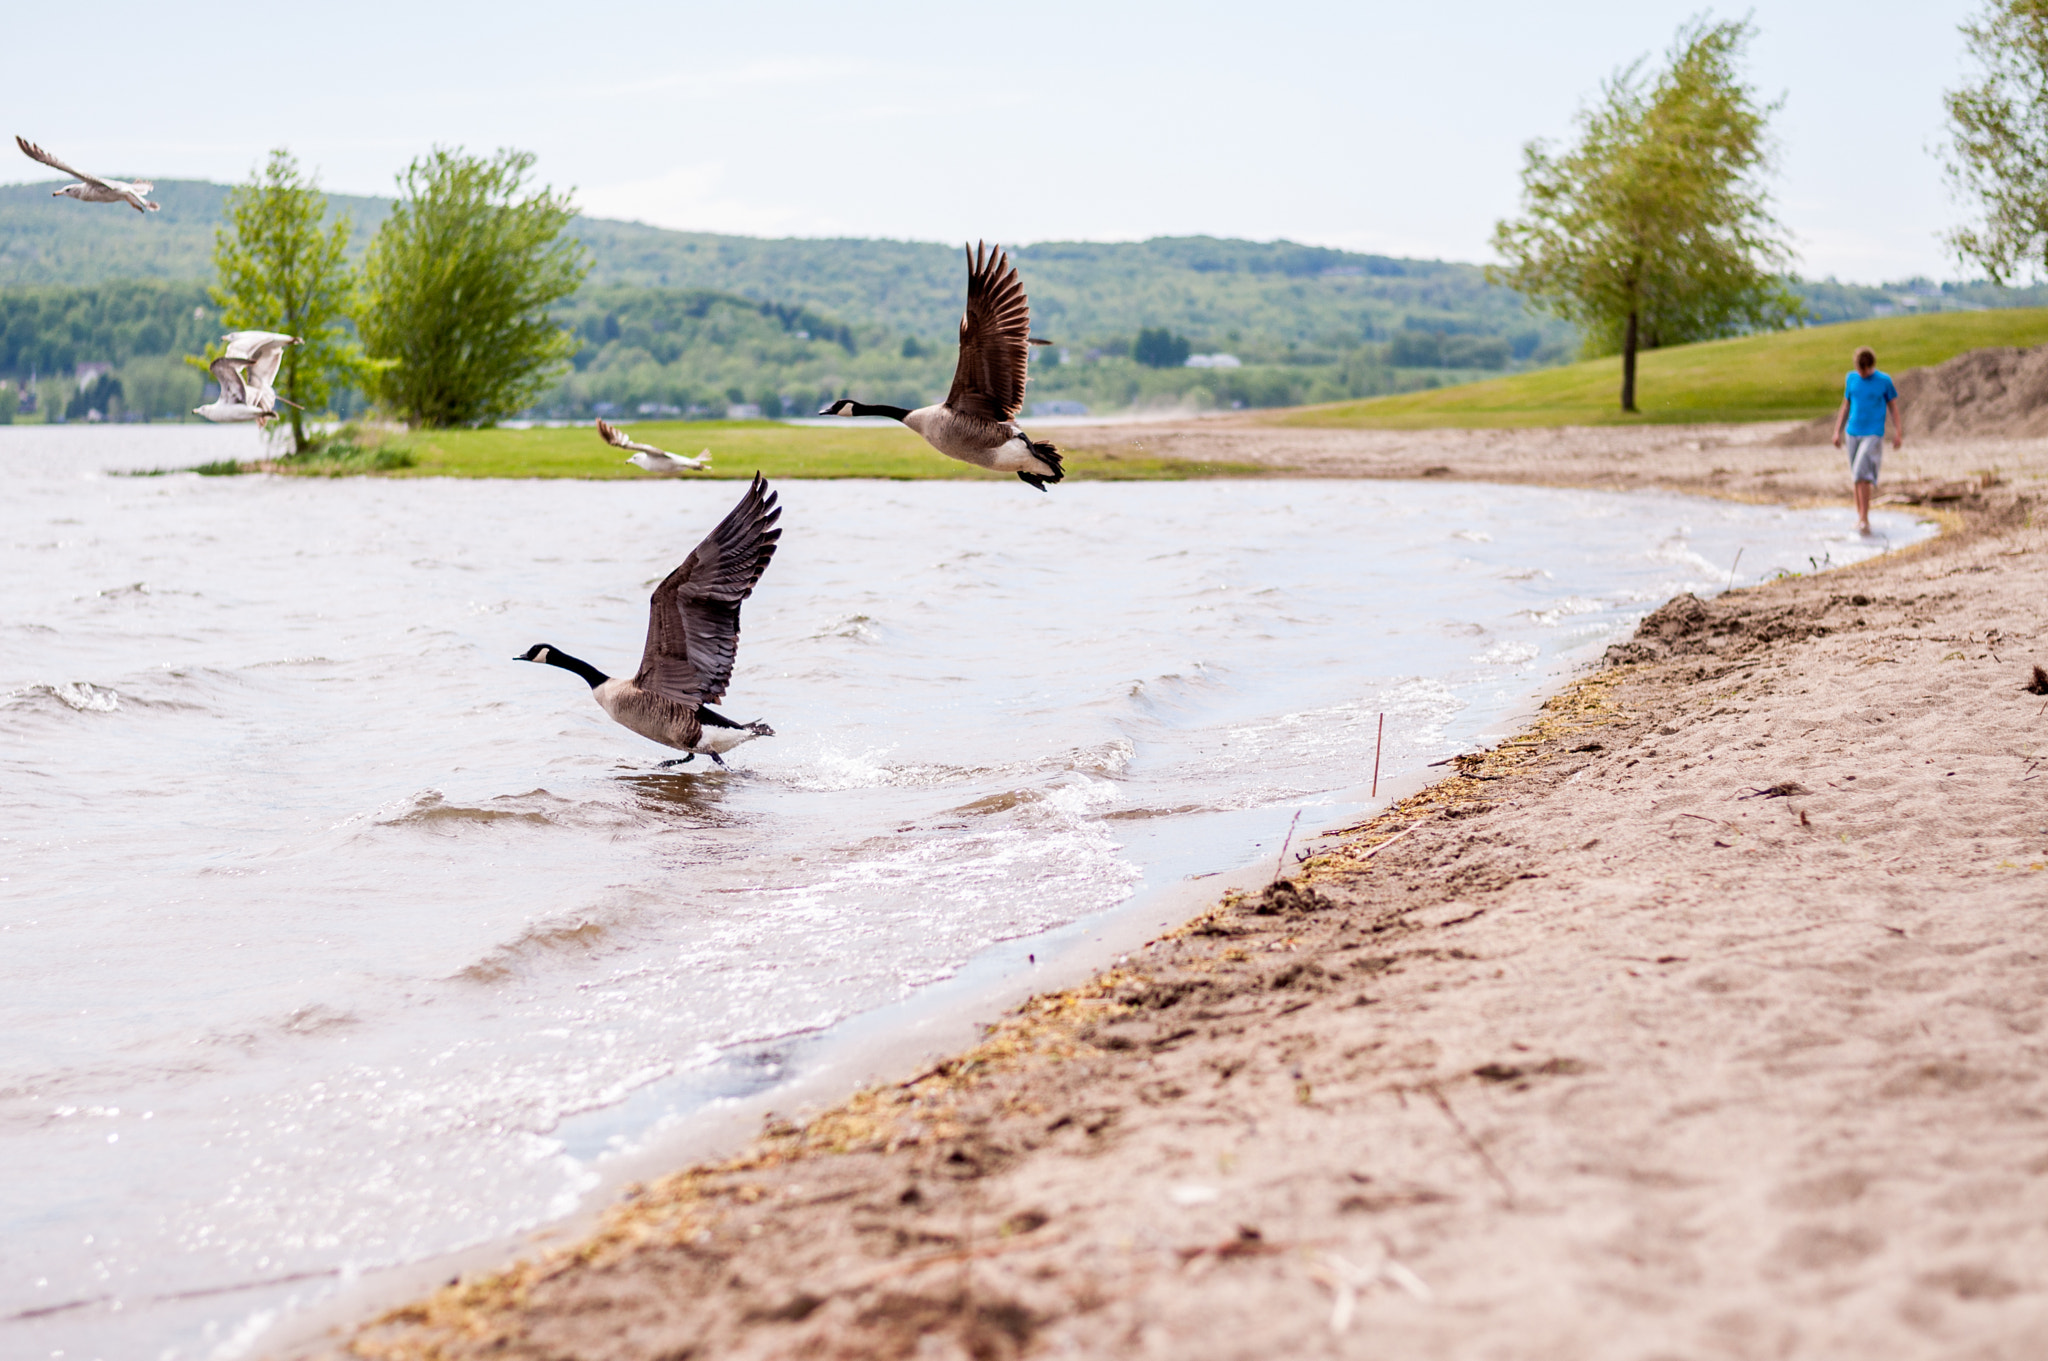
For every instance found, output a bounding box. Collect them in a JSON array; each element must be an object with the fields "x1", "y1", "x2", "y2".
[
  {"x1": 211, "y1": 149, "x2": 358, "y2": 452},
  {"x1": 1489, "y1": 18, "x2": 1800, "y2": 412},
  {"x1": 1945, "y1": 0, "x2": 2048, "y2": 282},
  {"x1": 1134, "y1": 327, "x2": 1191, "y2": 368},
  {"x1": 358, "y1": 148, "x2": 589, "y2": 427}
]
